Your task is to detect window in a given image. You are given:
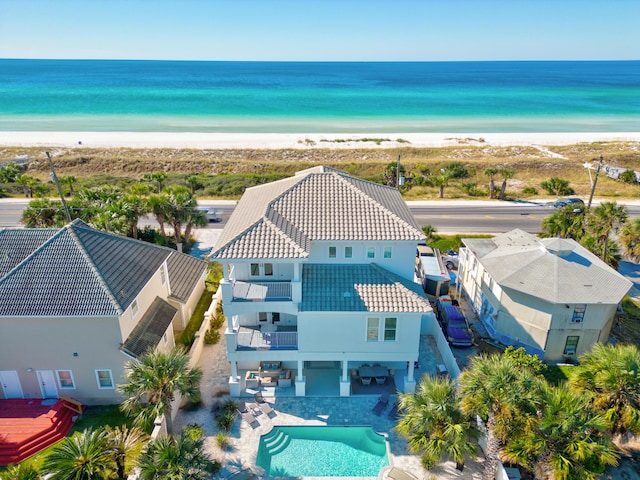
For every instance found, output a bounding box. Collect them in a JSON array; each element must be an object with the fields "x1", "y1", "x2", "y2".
[
  {"x1": 564, "y1": 336, "x2": 579, "y2": 355},
  {"x1": 264, "y1": 263, "x2": 273, "y2": 276},
  {"x1": 272, "y1": 312, "x2": 280, "y2": 323},
  {"x1": 329, "y1": 246, "x2": 337, "y2": 258},
  {"x1": 384, "y1": 317, "x2": 397, "y2": 341},
  {"x1": 163, "y1": 332, "x2": 168, "y2": 346},
  {"x1": 56, "y1": 370, "x2": 75, "y2": 389},
  {"x1": 250, "y1": 263, "x2": 260, "y2": 276},
  {"x1": 251, "y1": 263, "x2": 273, "y2": 276},
  {"x1": 259, "y1": 312, "x2": 268, "y2": 322},
  {"x1": 131, "y1": 299, "x2": 139, "y2": 316},
  {"x1": 367, "y1": 317, "x2": 379, "y2": 341},
  {"x1": 383, "y1": 247, "x2": 392, "y2": 259},
  {"x1": 344, "y1": 246, "x2": 353, "y2": 258},
  {"x1": 160, "y1": 266, "x2": 166, "y2": 285},
  {"x1": 367, "y1": 247, "x2": 375, "y2": 259},
  {"x1": 95, "y1": 370, "x2": 114, "y2": 389},
  {"x1": 571, "y1": 305, "x2": 586, "y2": 323}
]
